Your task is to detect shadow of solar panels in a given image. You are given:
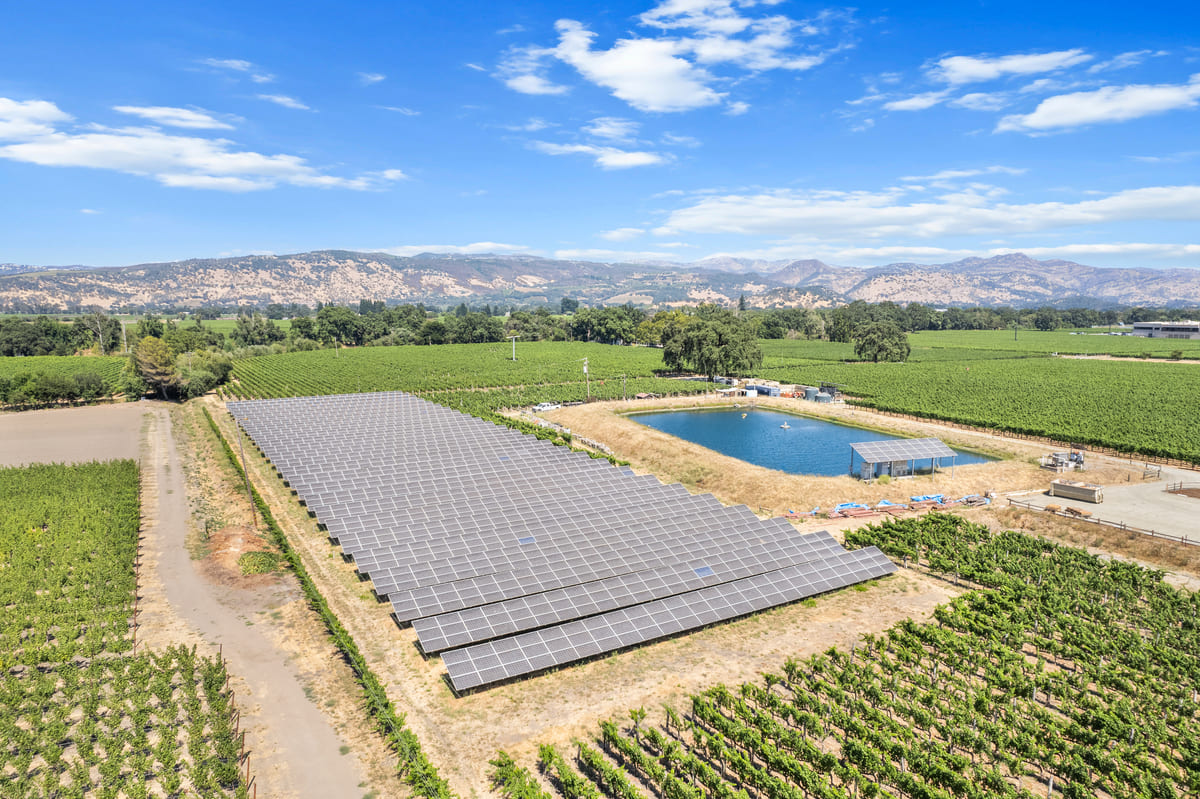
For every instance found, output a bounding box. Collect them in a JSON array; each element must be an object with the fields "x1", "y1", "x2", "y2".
[
  {"x1": 441, "y1": 547, "x2": 896, "y2": 691},
  {"x1": 227, "y1": 392, "x2": 898, "y2": 693}
]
